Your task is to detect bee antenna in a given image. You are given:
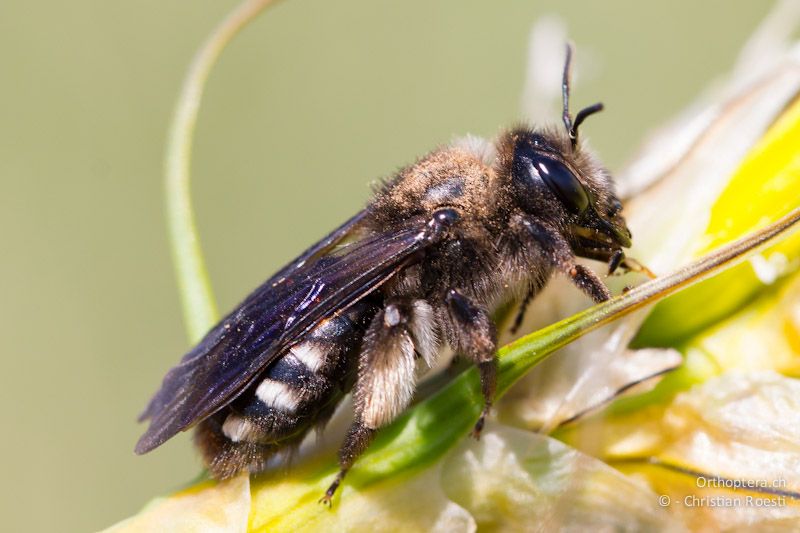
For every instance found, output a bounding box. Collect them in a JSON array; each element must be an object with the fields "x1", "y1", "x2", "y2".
[
  {"x1": 561, "y1": 43, "x2": 575, "y2": 140},
  {"x1": 573, "y1": 102, "x2": 604, "y2": 136},
  {"x1": 561, "y1": 43, "x2": 603, "y2": 149}
]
